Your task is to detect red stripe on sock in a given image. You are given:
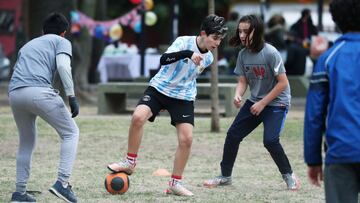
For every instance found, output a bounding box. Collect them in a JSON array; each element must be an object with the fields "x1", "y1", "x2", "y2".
[
  {"x1": 171, "y1": 175, "x2": 182, "y2": 180},
  {"x1": 127, "y1": 153, "x2": 137, "y2": 158}
]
